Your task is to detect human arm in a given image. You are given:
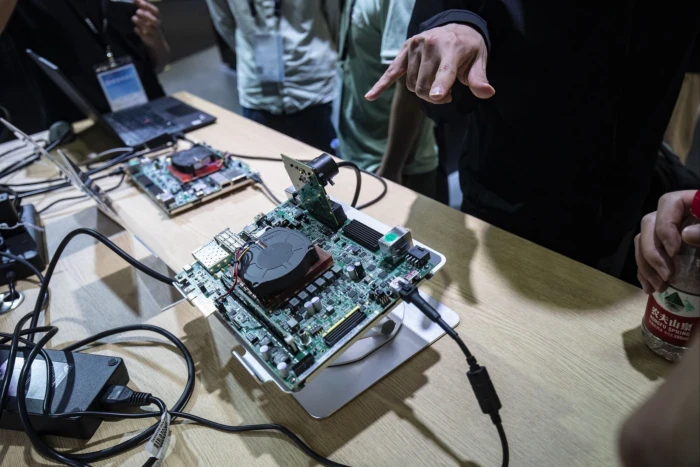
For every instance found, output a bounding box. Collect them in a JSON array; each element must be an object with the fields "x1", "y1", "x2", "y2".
[
  {"x1": 205, "y1": 0, "x2": 237, "y2": 53},
  {"x1": 0, "y1": 0, "x2": 18, "y2": 34},
  {"x1": 131, "y1": 0, "x2": 169, "y2": 72},
  {"x1": 635, "y1": 190, "x2": 700, "y2": 293},
  {"x1": 366, "y1": 2, "x2": 494, "y2": 104},
  {"x1": 377, "y1": 78, "x2": 426, "y2": 184},
  {"x1": 619, "y1": 333, "x2": 700, "y2": 467}
]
